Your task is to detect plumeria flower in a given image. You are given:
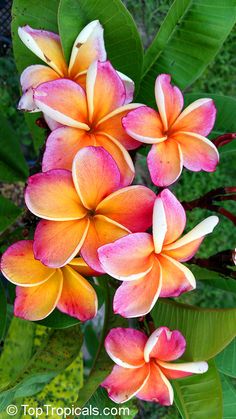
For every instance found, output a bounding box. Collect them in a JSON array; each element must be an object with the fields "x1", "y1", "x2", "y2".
[
  {"x1": 1, "y1": 240, "x2": 98, "y2": 321},
  {"x1": 25, "y1": 146, "x2": 155, "y2": 272},
  {"x1": 102, "y1": 327, "x2": 208, "y2": 404},
  {"x1": 123, "y1": 74, "x2": 219, "y2": 186},
  {"x1": 33, "y1": 60, "x2": 141, "y2": 187},
  {"x1": 98, "y1": 189, "x2": 219, "y2": 317}
]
